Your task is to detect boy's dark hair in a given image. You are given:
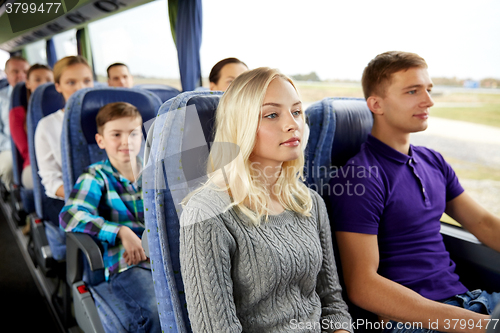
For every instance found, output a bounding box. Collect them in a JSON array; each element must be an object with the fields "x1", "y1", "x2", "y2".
[
  {"x1": 27, "y1": 64, "x2": 51, "y2": 79},
  {"x1": 362, "y1": 51, "x2": 427, "y2": 99},
  {"x1": 107, "y1": 63, "x2": 129, "y2": 78},
  {"x1": 96, "y1": 102, "x2": 142, "y2": 135},
  {"x1": 209, "y1": 57, "x2": 248, "y2": 84}
]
